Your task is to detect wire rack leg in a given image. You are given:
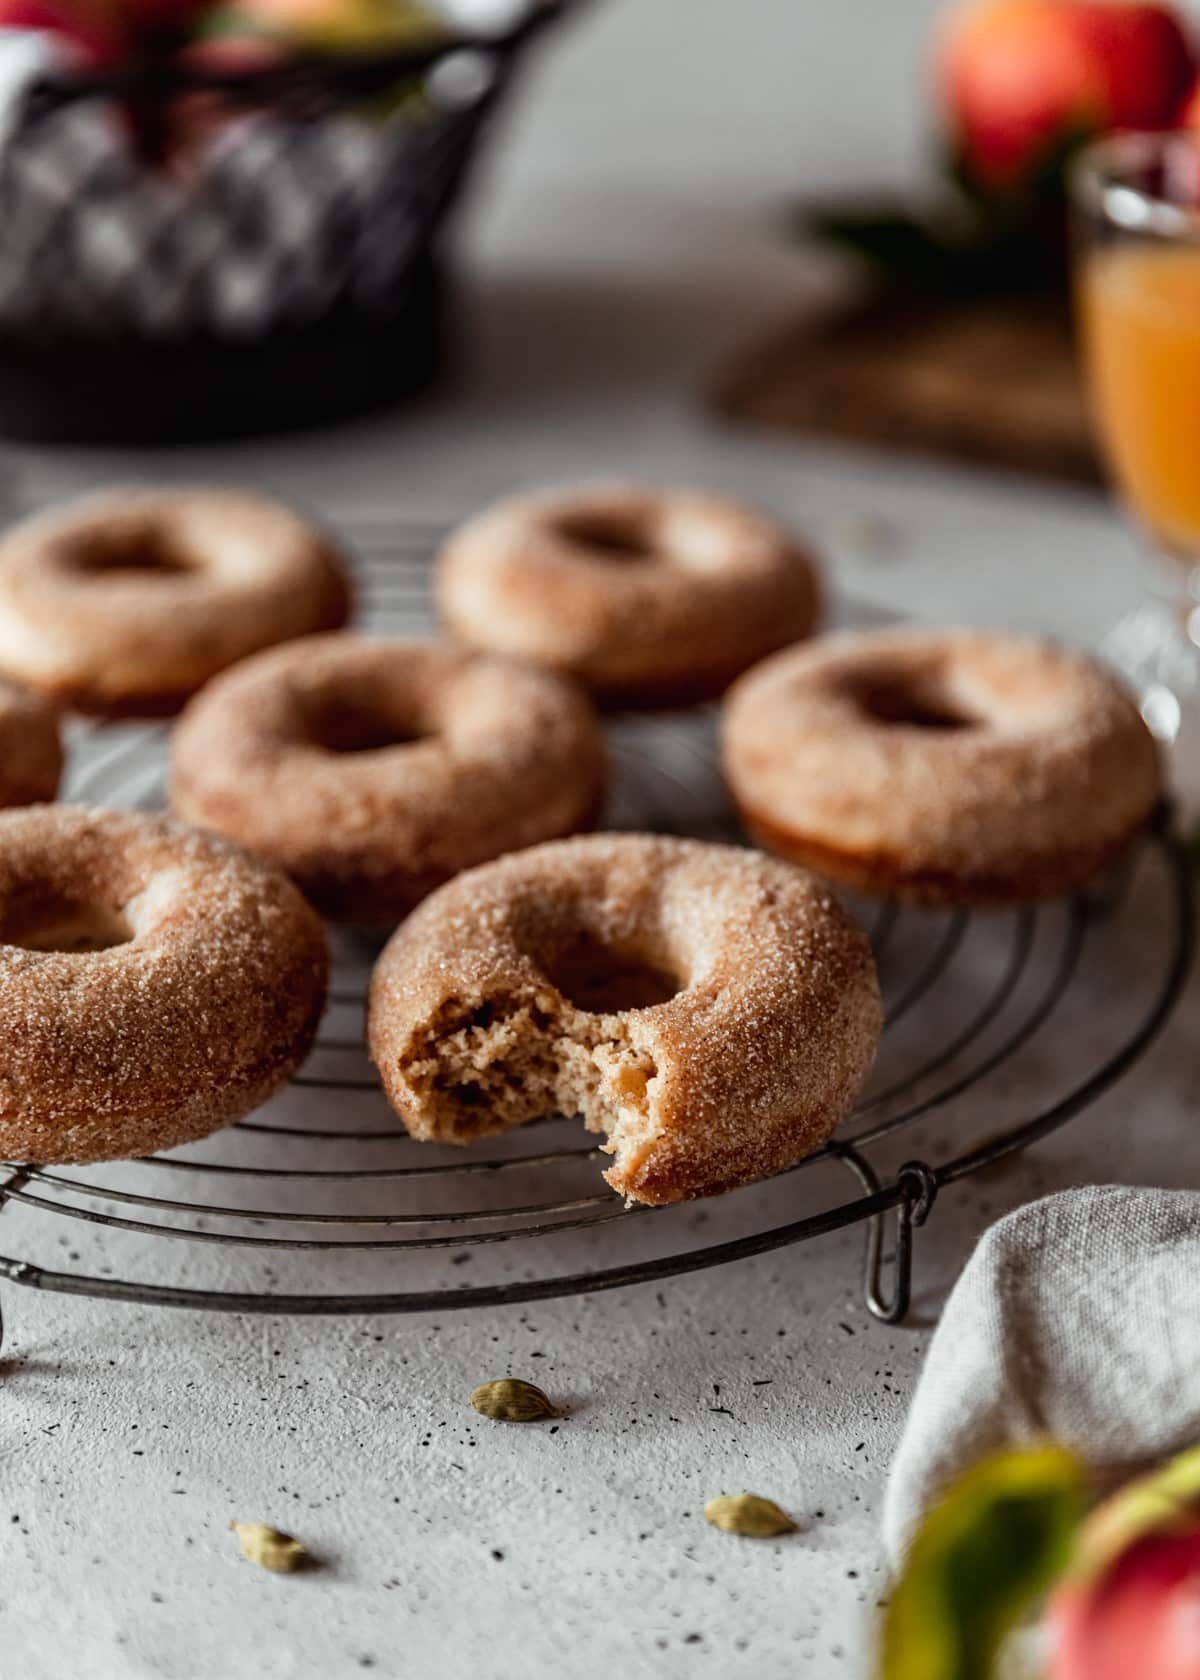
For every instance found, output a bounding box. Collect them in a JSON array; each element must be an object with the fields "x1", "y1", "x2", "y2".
[
  {"x1": 0, "y1": 1167, "x2": 35, "y2": 1354},
  {"x1": 832, "y1": 1150, "x2": 938, "y2": 1325}
]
